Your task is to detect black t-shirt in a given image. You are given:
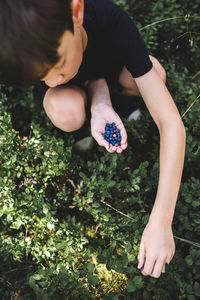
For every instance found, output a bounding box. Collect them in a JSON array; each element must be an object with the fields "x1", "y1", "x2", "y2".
[
  {"x1": 70, "y1": 0, "x2": 152, "y2": 86},
  {"x1": 36, "y1": 0, "x2": 153, "y2": 102}
]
